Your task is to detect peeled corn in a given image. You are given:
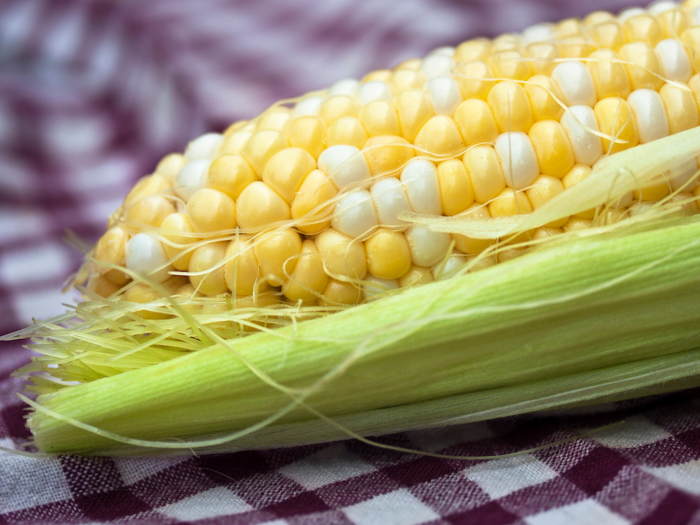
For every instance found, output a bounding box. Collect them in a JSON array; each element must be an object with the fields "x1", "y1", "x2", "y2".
[{"x1": 5, "y1": 2, "x2": 700, "y2": 456}]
